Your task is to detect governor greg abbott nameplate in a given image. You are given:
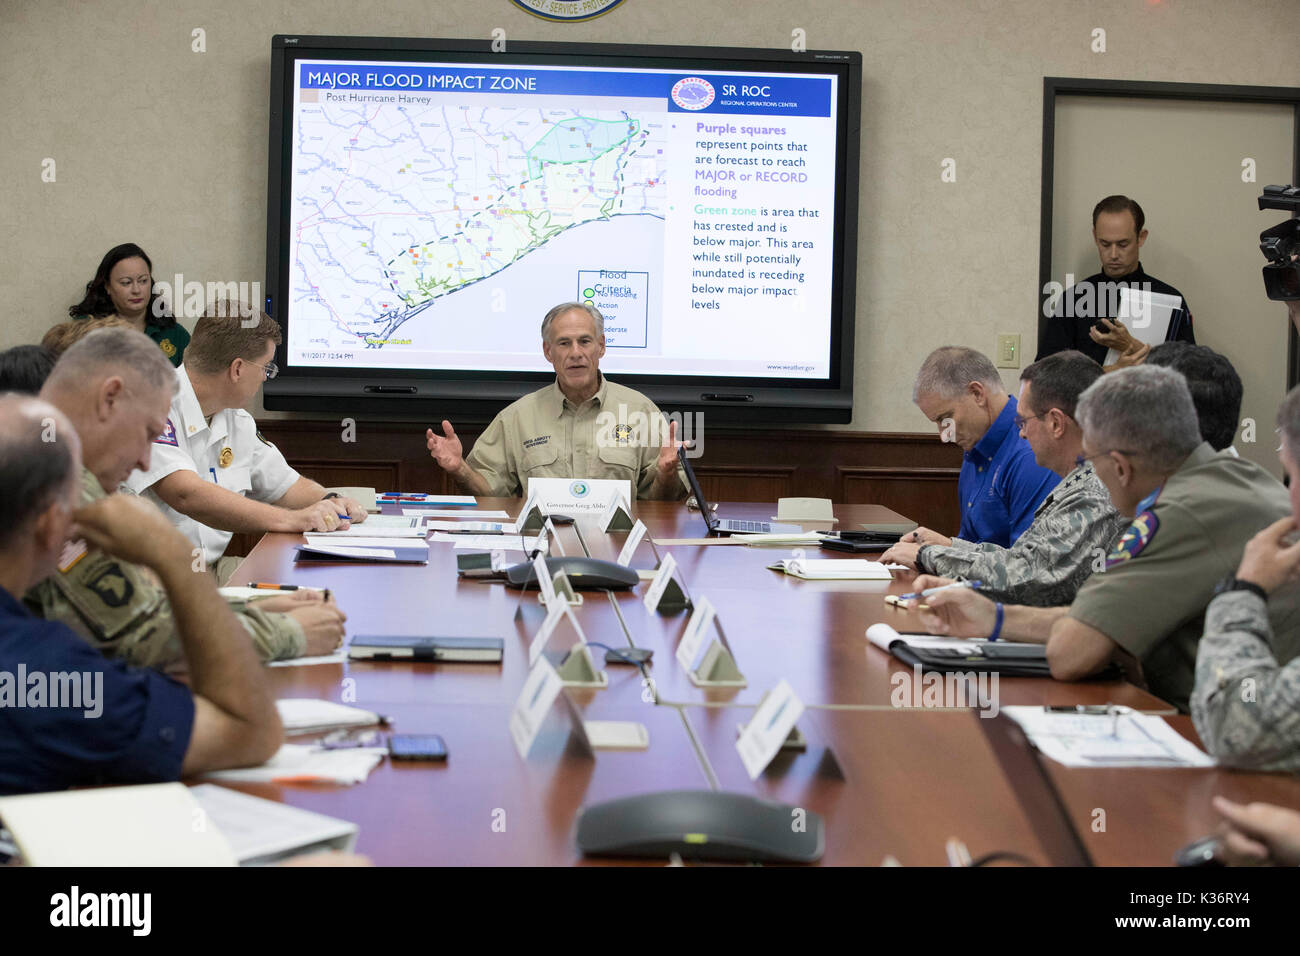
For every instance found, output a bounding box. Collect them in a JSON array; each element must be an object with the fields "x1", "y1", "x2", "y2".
[{"x1": 526, "y1": 478, "x2": 633, "y2": 516}]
